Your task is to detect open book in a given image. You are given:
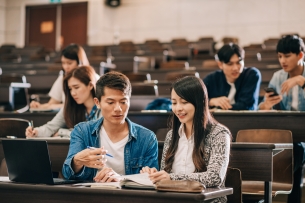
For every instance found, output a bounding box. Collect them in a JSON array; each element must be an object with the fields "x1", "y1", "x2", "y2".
[{"x1": 75, "y1": 173, "x2": 155, "y2": 190}]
